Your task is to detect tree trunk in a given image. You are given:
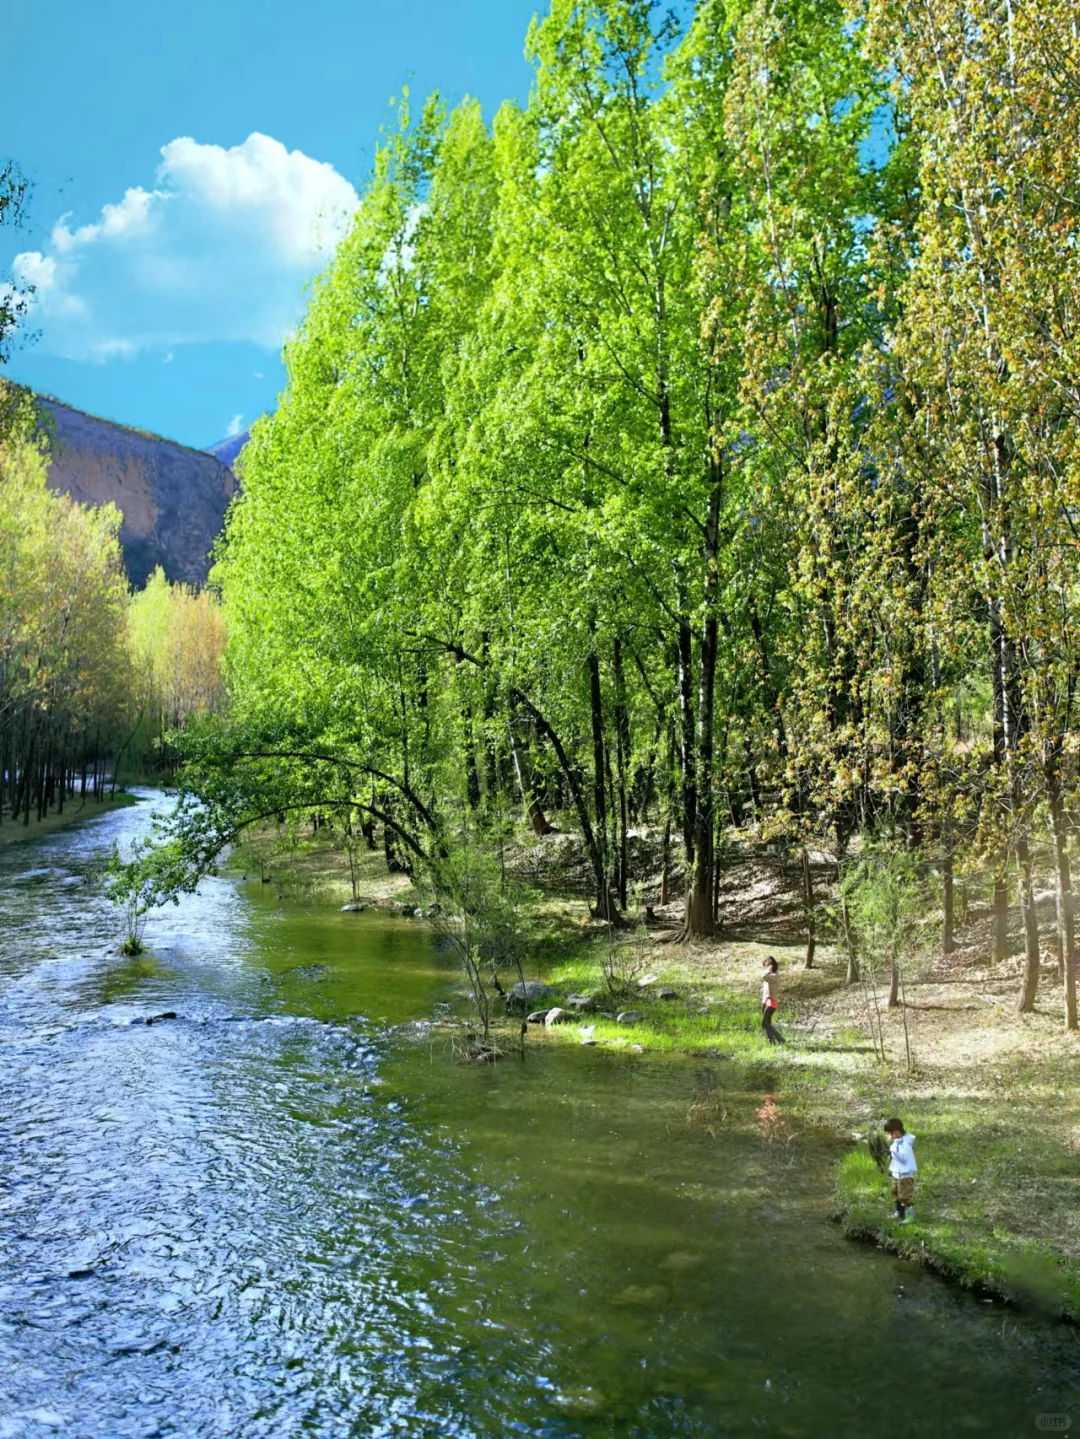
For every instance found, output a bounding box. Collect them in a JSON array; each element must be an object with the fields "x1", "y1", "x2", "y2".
[
  {"x1": 36, "y1": 742, "x2": 48, "y2": 821},
  {"x1": 992, "y1": 871, "x2": 1009, "y2": 963},
  {"x1": 801, "y1": 847, "x2": 816, "y2": 969},
  {"x1": 383, "y1": 810, "x2": 409, "y2": 875},
  {"x1": 677, "y1": 613, "x2": 696, "y2": 867},
  {"x1": 613, "y1": 637, "x2": 630, "y2": 911},
  {"x1": 841, "y1": 894, "x2": 859, "y2": 985},
  {"x1": 1015, "y1": 836, "x2": 1041, "y2": 1012},
  {"x1": 942, "y1": 848, "x2": 955, "y2": 957},
  {"x1": 988, "y1": 580, "x2": 1012, "y2": 963},
  {"x1": 513, "y1": 689, "x2": 616, "y2": 923},
  {"x1": 1049, "y1": 771, "x2": 1077, "y2": 1030},
  {"x1": 746, "y1": 763, "x2": 762, "y2": 820},
  {"x1": 461, "y1": 698, "x2": 481, "y2": 810},
  {"x1": 586, "y1": 644, "x2": 612, "y2": 904},
  {"x1": 659, "y1": 718, "x2": 675, "y2": 907},
  {"x1": 681, "y1": 470, "x2": 722, "y2": 940},
  {"x1": 21, "y1": 734, "x2": 35, "y2": 826},
  {"x1": 712, "y1": 807, "x2": 723, "y2": 925},
  {"x1": 887, "y1": 961, "x2": 900, "y2": 1009},
  {"x1": 508, "y1": 717, "x2": 553, "y2": 836}
]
